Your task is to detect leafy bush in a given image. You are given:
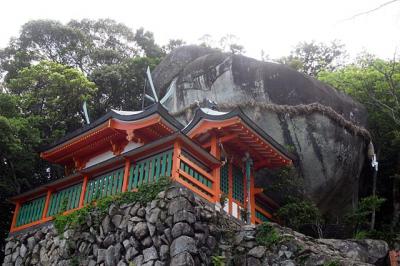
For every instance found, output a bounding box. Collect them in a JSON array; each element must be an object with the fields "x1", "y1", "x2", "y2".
[
  {"x1": 323, "y1": 260, "x2": 340, "y2": 266},
  {"x1": 276, "y1": 200, "x2": 322, "y2": 231},
  {"x1": 256, "y1": 223, "x2": 282, "y2": 248},
  {"x1": 345, "y1": 196, "x2": 386, "y2": 234},
  {"x1": 54, "y1": 176, "x2": 170, "y2": 233},
  {"x1": 354, "y1": 230, "x2": 368, "y2": 240},
  {"x1": 211, "y1": 255, "x2": 226, "y2": 266}
]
